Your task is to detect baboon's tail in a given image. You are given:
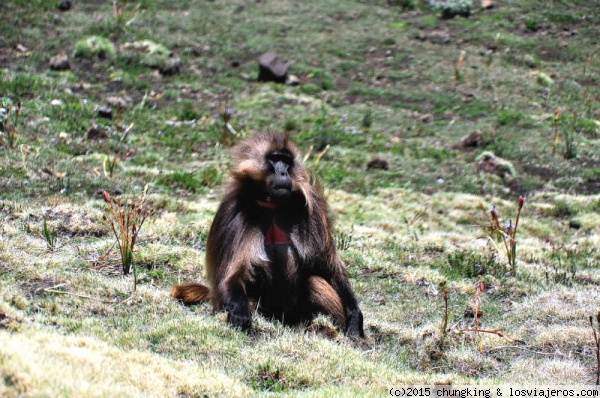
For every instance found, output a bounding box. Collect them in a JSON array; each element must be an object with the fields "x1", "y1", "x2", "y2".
[{"x1": 171, "y1": 282, "x2": 211, "y2": 304}]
